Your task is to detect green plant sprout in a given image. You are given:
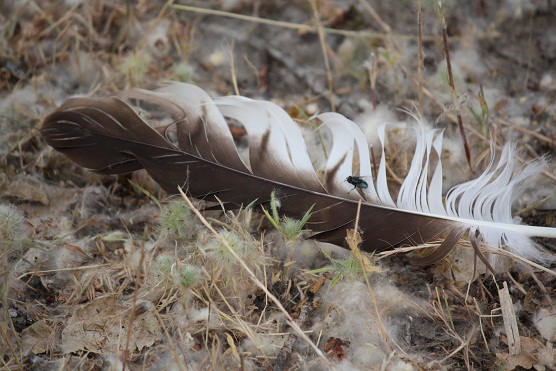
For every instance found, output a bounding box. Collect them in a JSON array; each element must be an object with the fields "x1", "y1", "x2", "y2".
[
  {"x1": 119, "y1": 50, "x2": 152, "y2": 85},
  {"x1": 204, "y1": 229, "x2": 249, "y2": 268},
  {"x1": 0, "y1": 205, "x2": 25, "y2": 243},
  {"x1": 128, "y1": 180, "x2": 163, "y2": 208},
  {"x1": 307, "y1": 248, "x2": 365, "y2": 287},
  {"x1": 262, "y1": 191, "x2": 313, "y2": 241},
  {"x1": 173, "y1": 62, "x2": 193, "y2": 82},
  {"x1": 469, "y1": 85, "x2": 490, "y2": 138},
  {"x1": 129, "y1": 179, "x2": 195, "y2": 240},
  {"x1": 156, "y1": 254, "x2": 175, "y2": 276},
  {"x1": 210, "y1": 197, "x2": 258, "y2": 241},
  {"x1": 158, "y1": 201, "x2": 195, "y2": 239},
  {"x1": 174, "y1": 264, "x2": 201, "y2": 289}
]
